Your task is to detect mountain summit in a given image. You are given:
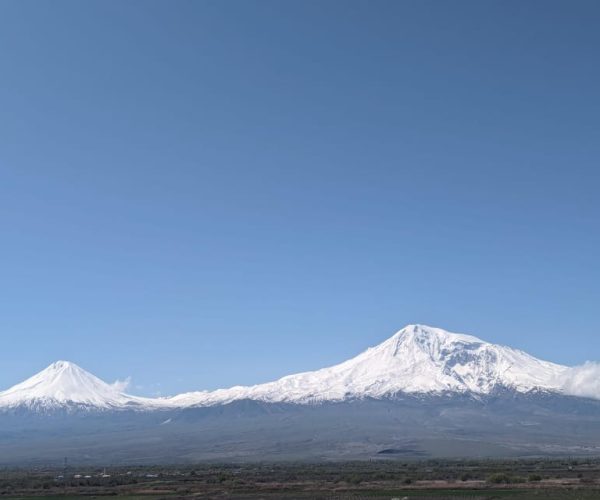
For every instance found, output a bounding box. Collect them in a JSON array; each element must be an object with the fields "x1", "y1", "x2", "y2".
[
  {"x1": 169, "y1": 324, "x2": 569, "y2": 406},
  {"x1": 0, "y1": 360, "x2": 156, "y2": 411}
]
